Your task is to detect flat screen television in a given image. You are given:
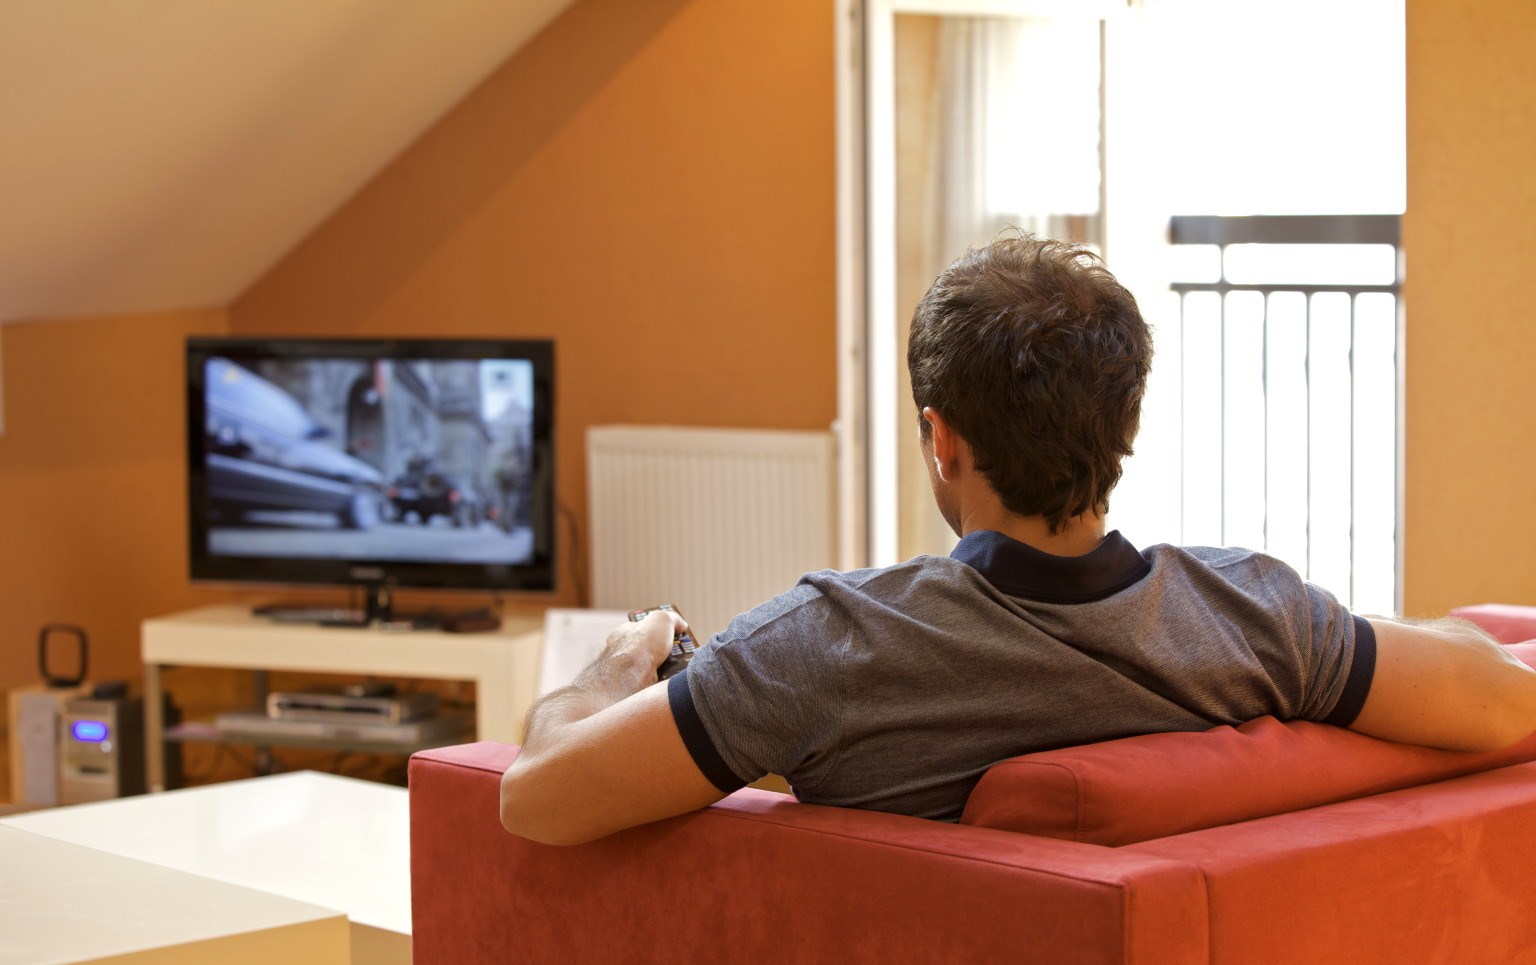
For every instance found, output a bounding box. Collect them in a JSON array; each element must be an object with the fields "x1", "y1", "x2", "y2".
[{"x1": 186, "y1": 338, "x2": 555, "y2": 609}]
